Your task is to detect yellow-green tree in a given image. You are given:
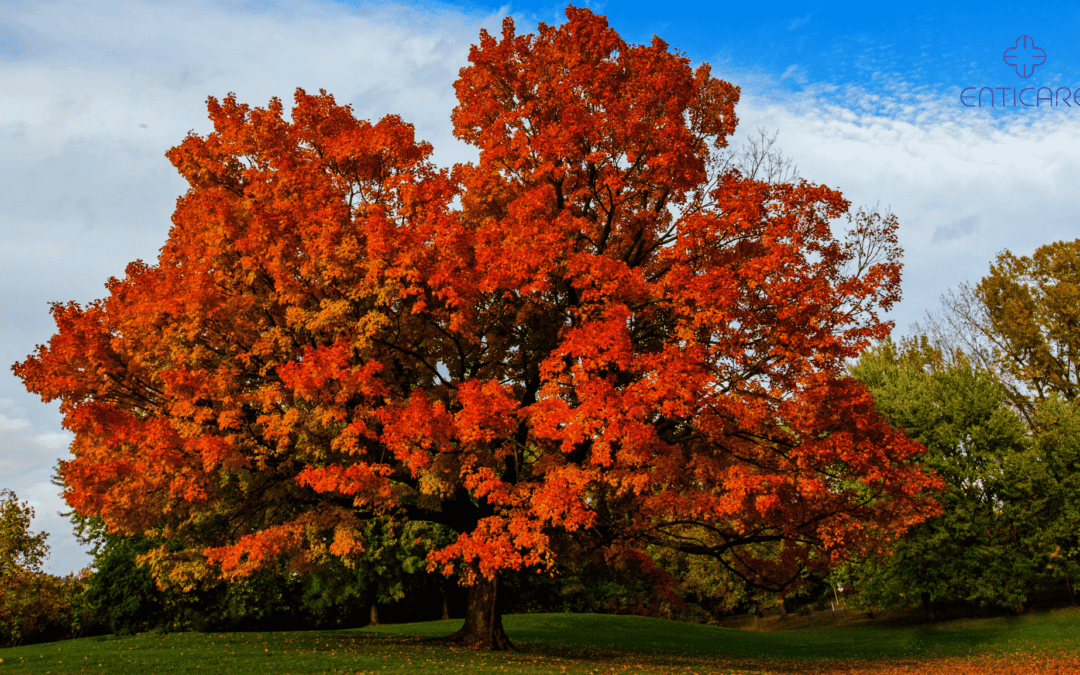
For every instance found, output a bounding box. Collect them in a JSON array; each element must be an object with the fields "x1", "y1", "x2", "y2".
[
  {"x1": 0, "y1": 490, "x2": 91, "y2": 646},
  {"x1": 0, "y1": 489, "x2": 49, "y2": 577},
  {"x1": 918, "y1": 239, "x2": 1080, "y2": 427}
]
